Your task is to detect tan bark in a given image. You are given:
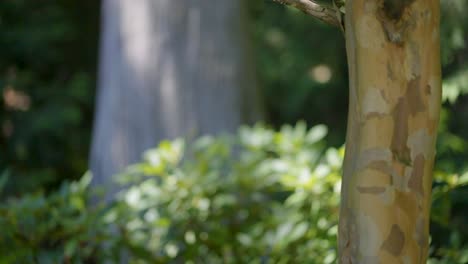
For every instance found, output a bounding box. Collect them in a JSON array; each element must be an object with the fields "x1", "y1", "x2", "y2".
[
  {"x1": 273, "y1": 0, "x2": 440, "y2": 261},
  {"x1": 338, "y1": 0, "x2": 441, "y2": 262}
]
